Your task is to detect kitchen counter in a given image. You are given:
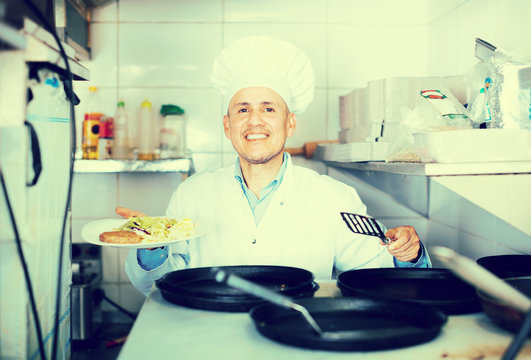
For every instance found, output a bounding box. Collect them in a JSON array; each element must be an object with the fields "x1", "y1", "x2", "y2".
[{"x1": 118, "y1": 283, "x2": 531, "y2": 360}]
